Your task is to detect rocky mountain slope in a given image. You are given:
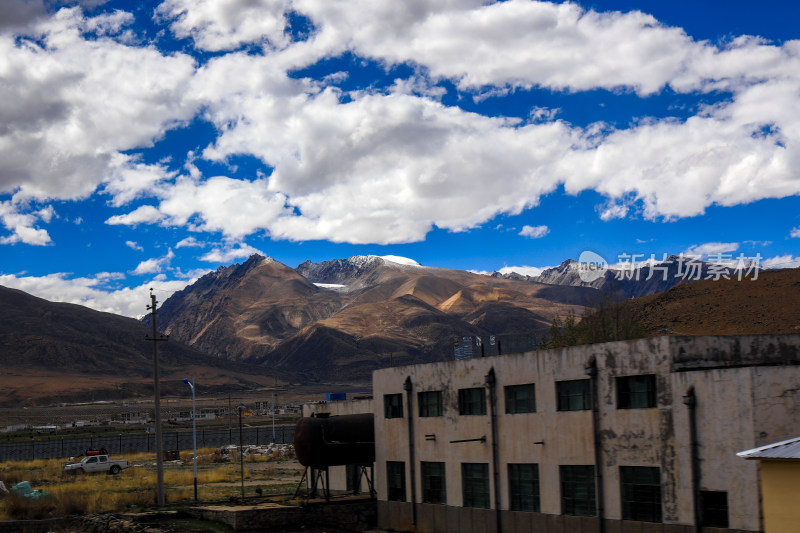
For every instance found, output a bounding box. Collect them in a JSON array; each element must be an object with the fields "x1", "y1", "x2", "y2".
[
  {"x1": 153, "y1": 254, "x2": 599, "y2": 380},
  {"x1": 496, "y1": 255, "x2": 740, "y2": 298},
  {"x1": 627, "y1": 267, "x2": 800, "y2": 336},
  {"x1": 0, "y1": 285, "x2": 291, "y2": 406}
]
